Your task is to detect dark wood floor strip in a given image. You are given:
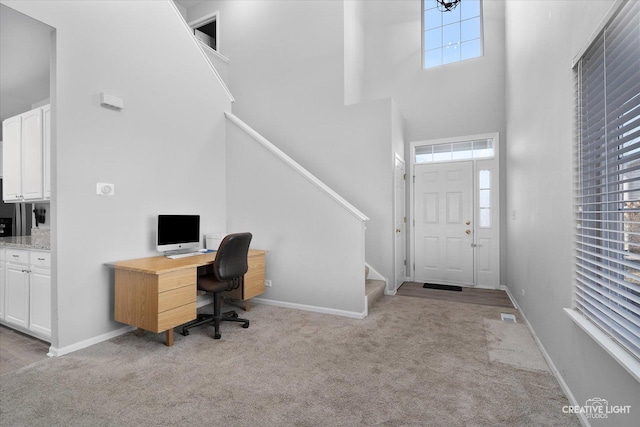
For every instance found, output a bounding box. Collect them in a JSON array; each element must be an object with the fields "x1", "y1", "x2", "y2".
[{"x1": 397, "y1": 282, "x2": 514, "y2": 308}]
